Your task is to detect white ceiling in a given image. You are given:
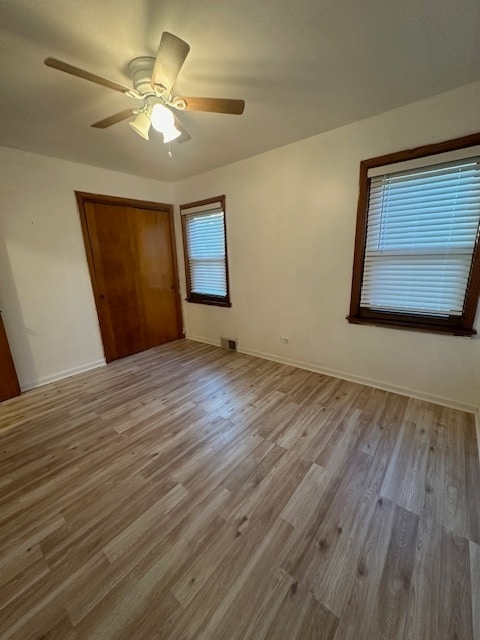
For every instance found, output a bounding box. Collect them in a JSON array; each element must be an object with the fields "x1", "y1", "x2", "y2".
[{"x1": 1, "y1": 0, "x2": 480, "y2": 182}]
